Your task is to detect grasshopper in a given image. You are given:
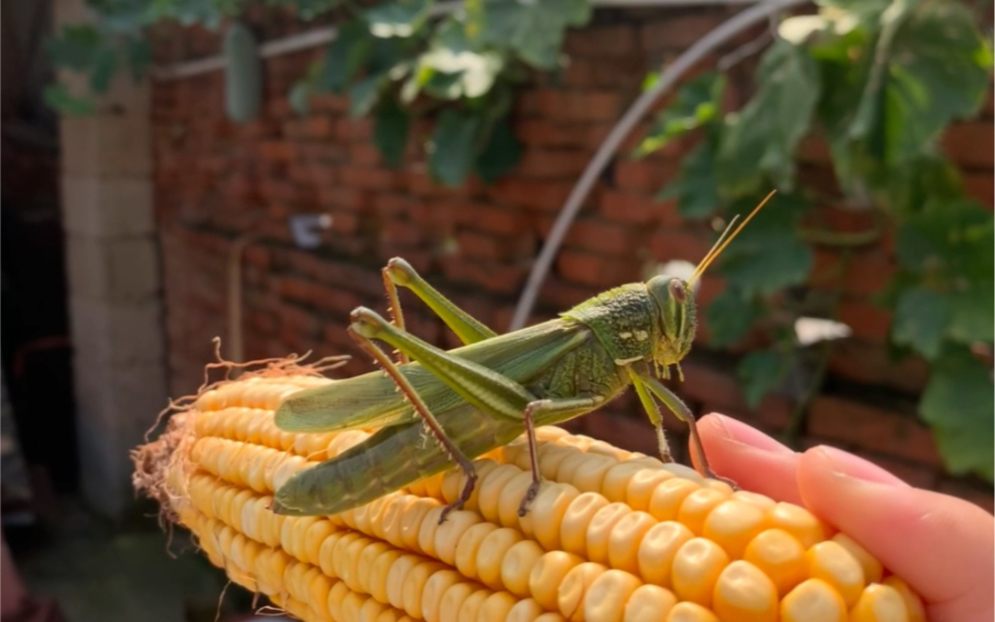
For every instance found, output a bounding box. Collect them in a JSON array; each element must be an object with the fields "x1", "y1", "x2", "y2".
[{"x1": 271, "y1": 192, "x2": 775, "y2": 520}]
